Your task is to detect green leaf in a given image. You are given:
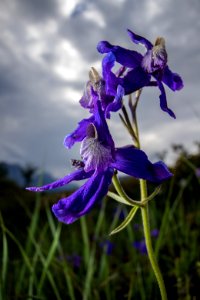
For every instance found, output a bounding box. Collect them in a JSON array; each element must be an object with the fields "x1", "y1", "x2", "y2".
[{"x1": 109, "y1": 206, "x2": 139, "y2": 235}]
